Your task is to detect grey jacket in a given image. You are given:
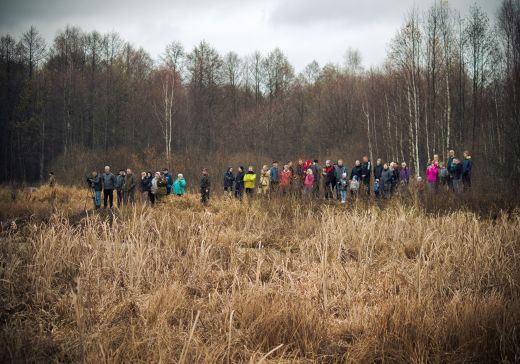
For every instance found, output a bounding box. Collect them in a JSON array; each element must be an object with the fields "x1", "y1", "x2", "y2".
[
  {"x1": 381, "y1": 169, "x2": 393, "y2": 189},
  {"x1": 102, "y1": 173, "x2": 116, "y2": 190}
]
